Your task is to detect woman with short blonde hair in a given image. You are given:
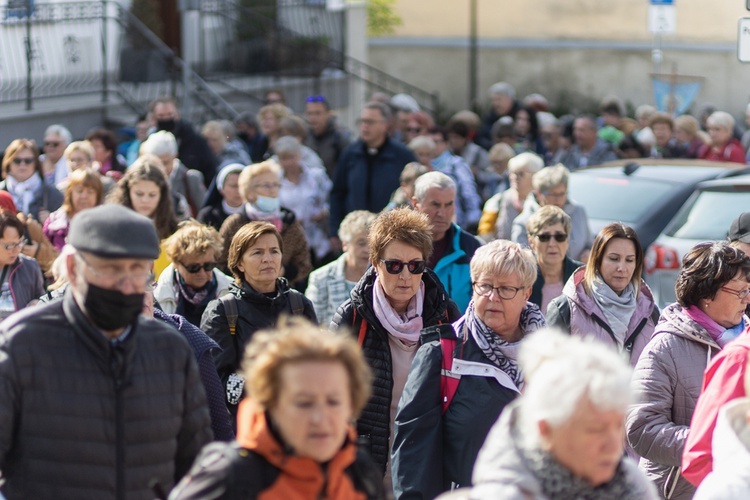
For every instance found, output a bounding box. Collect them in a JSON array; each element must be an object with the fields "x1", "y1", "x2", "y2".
[
  {"x1": 171, "y1": 318, "x2": 384, "y2": 499},
  {"x1": 155, "y1": 220, "x2": 233, "y2": 326},
  {"x1": 43, "y1": 168, "x2": 104, "y2": 251},
  {"x1": 392, "y1": 239, "x2": 546, "y2": 498},
  {"x1": 220, "y1": 160, "x2": 312, "y2": 289}
]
